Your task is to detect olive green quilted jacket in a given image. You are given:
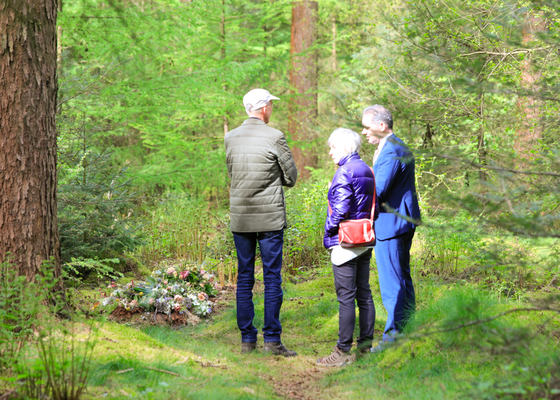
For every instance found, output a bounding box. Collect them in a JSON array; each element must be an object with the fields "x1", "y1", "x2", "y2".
[{"x1": 224, "y1": 118, "x2": 298, "y2": 232}]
